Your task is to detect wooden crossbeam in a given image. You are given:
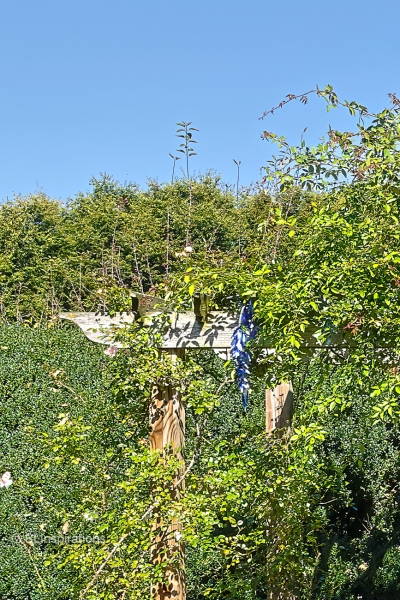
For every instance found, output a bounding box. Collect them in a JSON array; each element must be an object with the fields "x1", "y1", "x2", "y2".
[
  {"x1": 59, "y1": 310, "x2": 237, "y2": 349},
  {"x1": 60, "y1": 292, "x2": 364, "y2": 351},
  {"x1": 59, "y1": 311, "x2": 358, "y2": 351}
]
